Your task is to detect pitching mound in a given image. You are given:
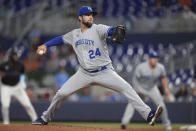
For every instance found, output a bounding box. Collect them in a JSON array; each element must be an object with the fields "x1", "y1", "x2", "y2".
[{"x1": 0, "y1": 124, "x2": 181, "y2": 131}]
